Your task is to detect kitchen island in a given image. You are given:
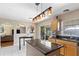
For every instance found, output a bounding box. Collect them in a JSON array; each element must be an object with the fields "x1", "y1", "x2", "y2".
[{"x1": 26, "y1": 39, "x2": 63, "y2": 56}]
